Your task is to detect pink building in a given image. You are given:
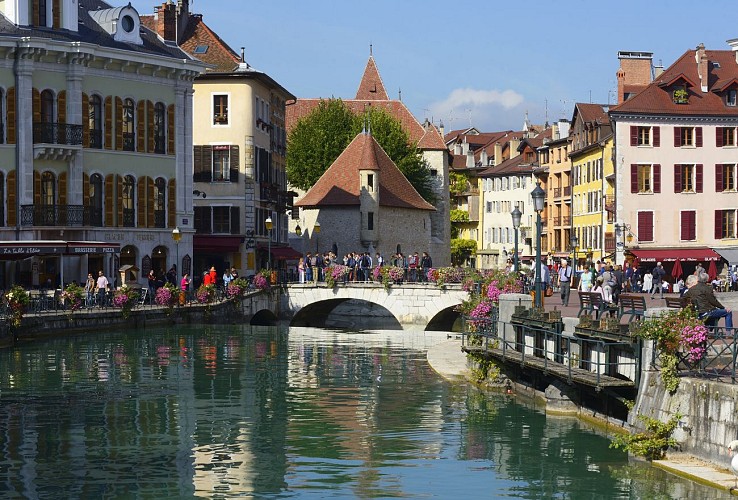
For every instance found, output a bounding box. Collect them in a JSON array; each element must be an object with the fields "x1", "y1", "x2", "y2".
[{"x1": 610, "y1": 43, "x2": 738, "y2": 277}]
